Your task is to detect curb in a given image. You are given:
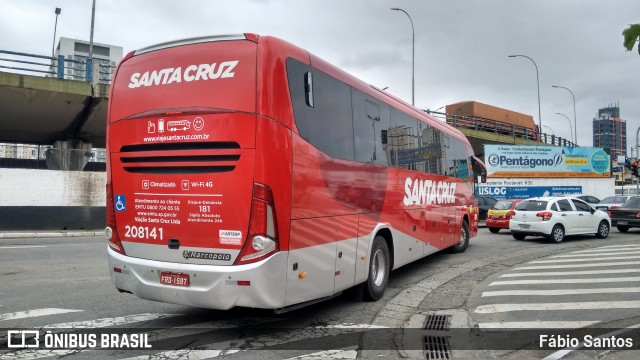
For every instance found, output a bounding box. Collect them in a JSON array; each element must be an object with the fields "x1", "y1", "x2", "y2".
[{"x1": 0, "y1": 230, "x2": 103, "y2": 239}]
